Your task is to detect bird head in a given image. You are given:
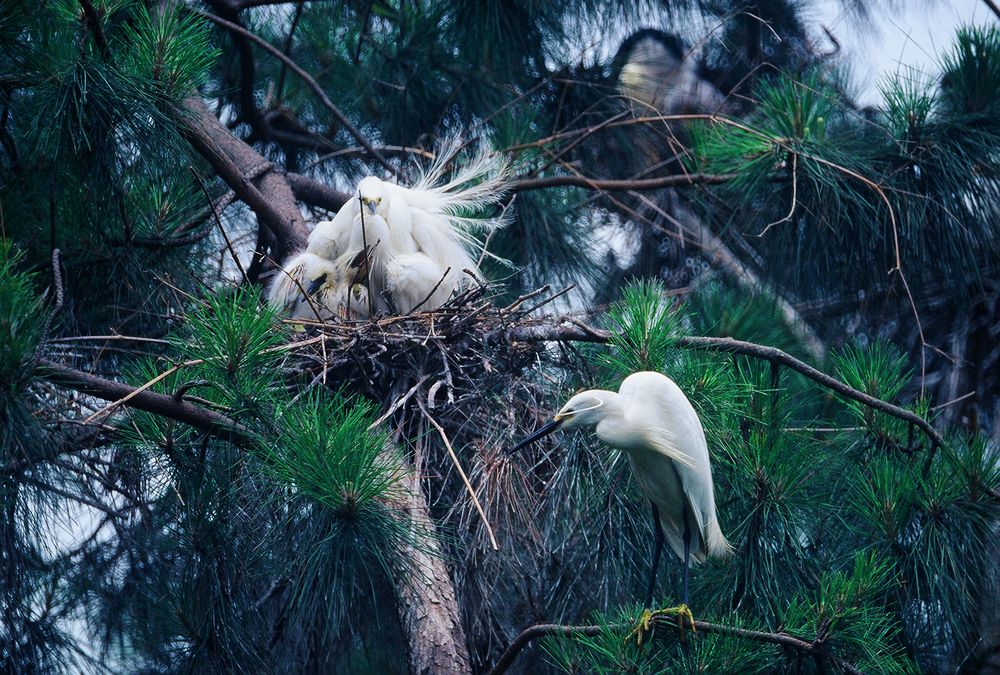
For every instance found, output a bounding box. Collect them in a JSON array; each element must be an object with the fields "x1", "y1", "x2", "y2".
[
  {"x1": 305, "y1": 272, "x2": 329, "y2": 296},
  {"x1": 357, "y1": 176, "x2": 387, "y2": 216},
  {"x1": 508, "y1": 390, "x2": 607, "y2": 454},
  {"x1": 554, "y1": 391, "x2": 608, "y2": 430}
]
